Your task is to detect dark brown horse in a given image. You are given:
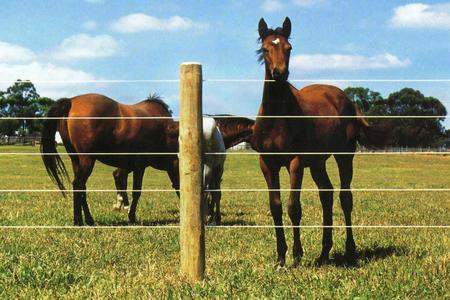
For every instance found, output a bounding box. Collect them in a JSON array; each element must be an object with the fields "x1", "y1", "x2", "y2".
[
  {"x1": 41, "y1": 93, "x2": 179, "y2": 225},
  {"x1": 211, "y1": 115, "x2": 255, "y2": 149},
  {"x1": 254, "y1": 18, "x2": 388, "y2": 267},
  {"x1": 112, "y1": 115, "x2": 256, "y2": 225}
]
